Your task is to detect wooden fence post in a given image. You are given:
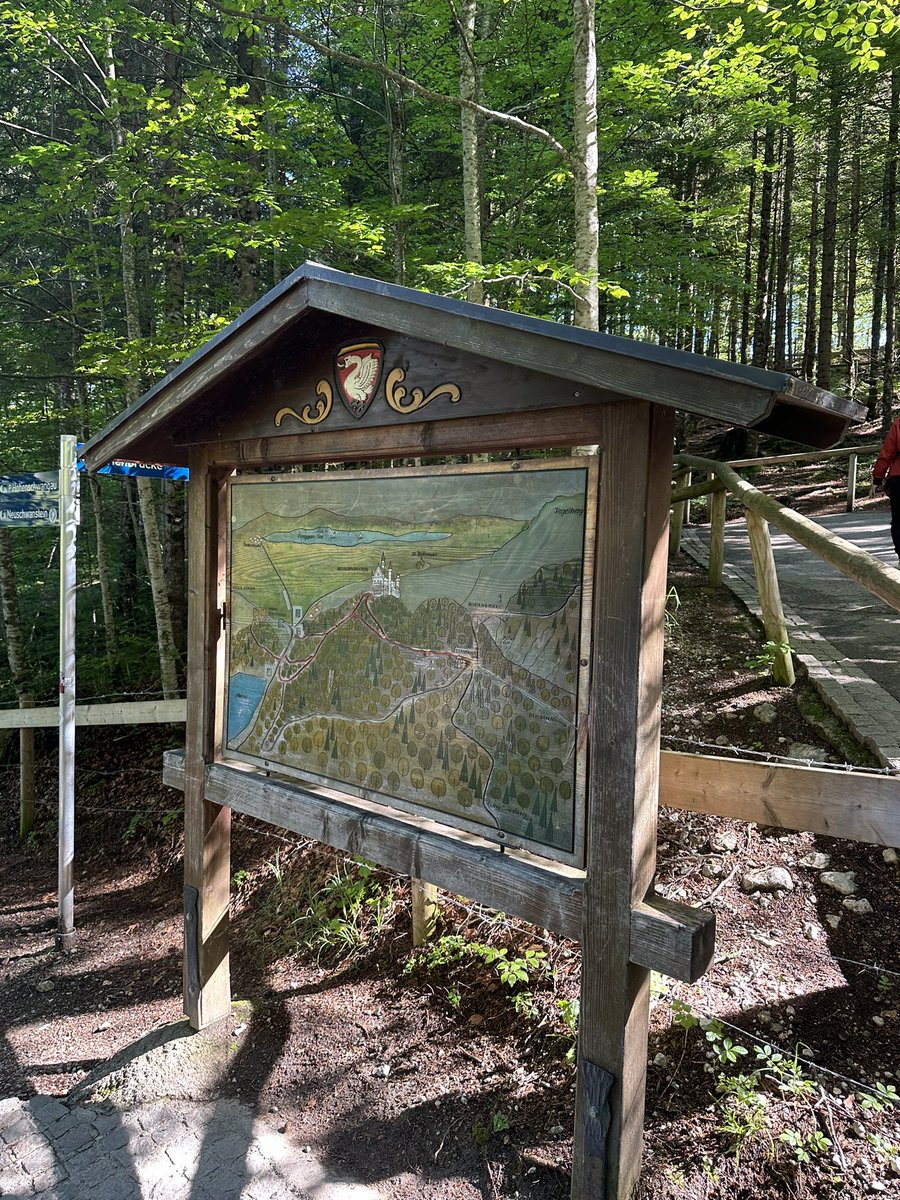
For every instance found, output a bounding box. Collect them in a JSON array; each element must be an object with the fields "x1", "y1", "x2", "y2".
[
  {"x1": 411, "y1": 878, "x2": 439, "y2": 947},
  {"x1": 707, "y1": 477, "x2": 726, "y2": 587},
  {"x1": 744, "y1": 508, "x2": 795, "y2": 686},
  {"x1": 19, "y1": 694, "x2": 34, "y2": 839},
  {"x1": 669, "y1": 467, "x2": 691, "y2": 556},
  {"x1": 846, "y1": 453, "x2": 858, "y2": 512}
]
